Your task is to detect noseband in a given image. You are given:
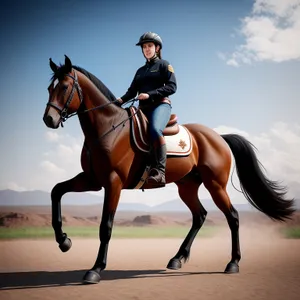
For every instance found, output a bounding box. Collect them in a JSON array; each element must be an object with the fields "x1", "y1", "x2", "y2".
[{"x1": 47, "y1": 70, "x2": 83, "y2": 125}]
